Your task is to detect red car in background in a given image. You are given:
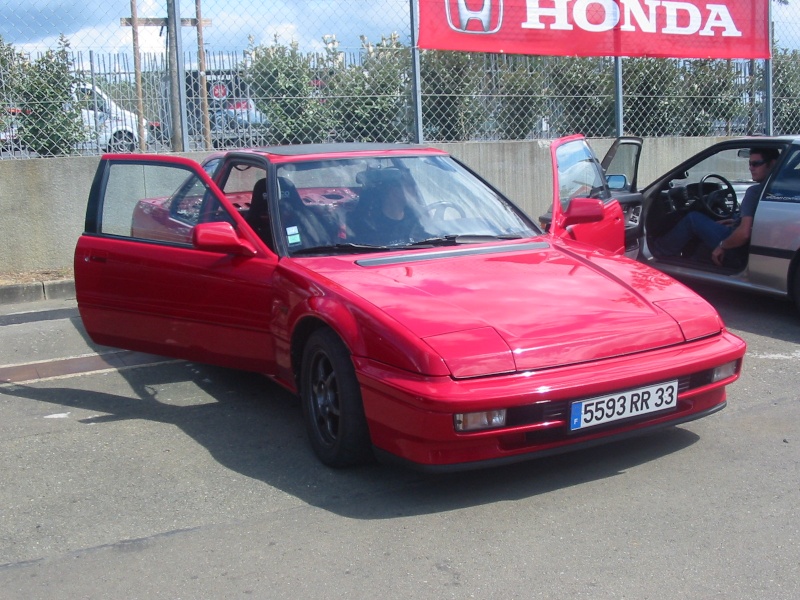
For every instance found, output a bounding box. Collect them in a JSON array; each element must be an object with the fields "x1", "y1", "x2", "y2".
[{"x1": 74, "y1": 143, "x2": 745, "y2": 471}]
